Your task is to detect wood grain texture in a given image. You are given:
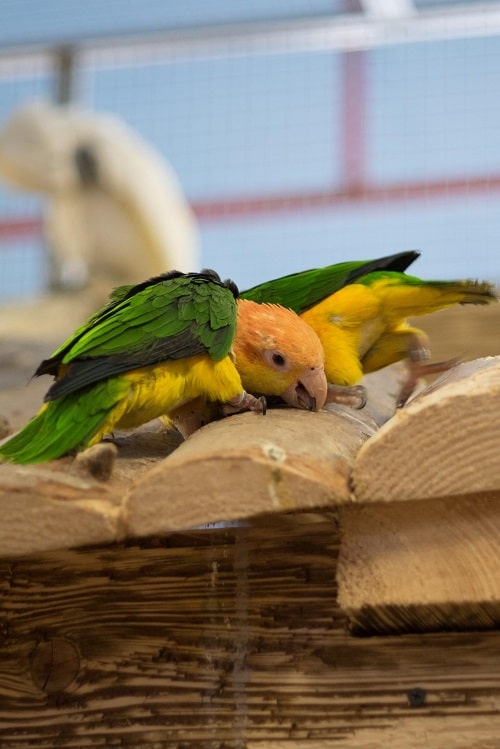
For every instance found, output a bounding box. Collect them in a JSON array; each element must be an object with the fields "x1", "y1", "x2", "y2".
[
  {"x1": 123, "y1": 406, "x2": 378, "y2": 537},
  {"x1": 338, "y1": 357, "x2": 500, "y2": 635},
  {"x1": 249, "y1": 722, "x2": 500, "y2": 749},
  {"x1": 0, "y1": 423, "x2": 182, "y2": 557},
  {"x1": 1, "y1": 512, "x2": 500, "y2": 748},
  {"x1": 337, "y1": 492, "x2": 500, "y2": 634},
  {"x1": 352, "y1": 356, "x2": 500, "y2": 503},
  {"x1": 123, "y1": 364, "x2": 405, "y2": 535},
  {"x1": 0, "y1": 465, "x2": 122, "y2": 556}
]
